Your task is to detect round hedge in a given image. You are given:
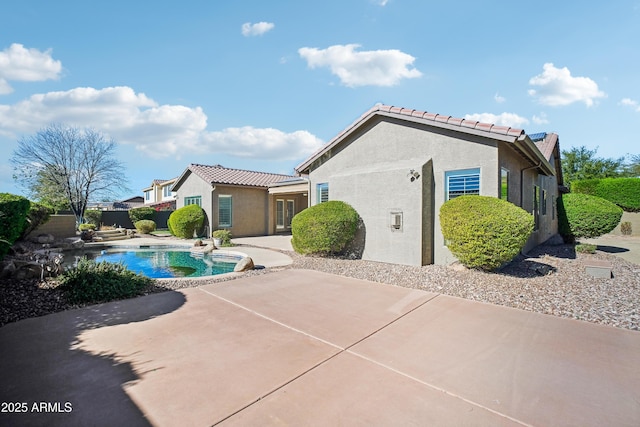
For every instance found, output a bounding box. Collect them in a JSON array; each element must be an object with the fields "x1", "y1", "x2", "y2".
[
  {"x1": 440, "y1": 195, "x2": 534, "y2": 271},
  {"x1": 168, "y1": 204, "x2": 205, "y2": 238},
  {"x1": 291, "y1": 201, "x2": 359, "y2": 256},
  {"x1": 135, "y1": 219, "x2": 156, "y2": 234},
  {"x1": 557, "y1": 193, "x2": 623, "y2": 240}
]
